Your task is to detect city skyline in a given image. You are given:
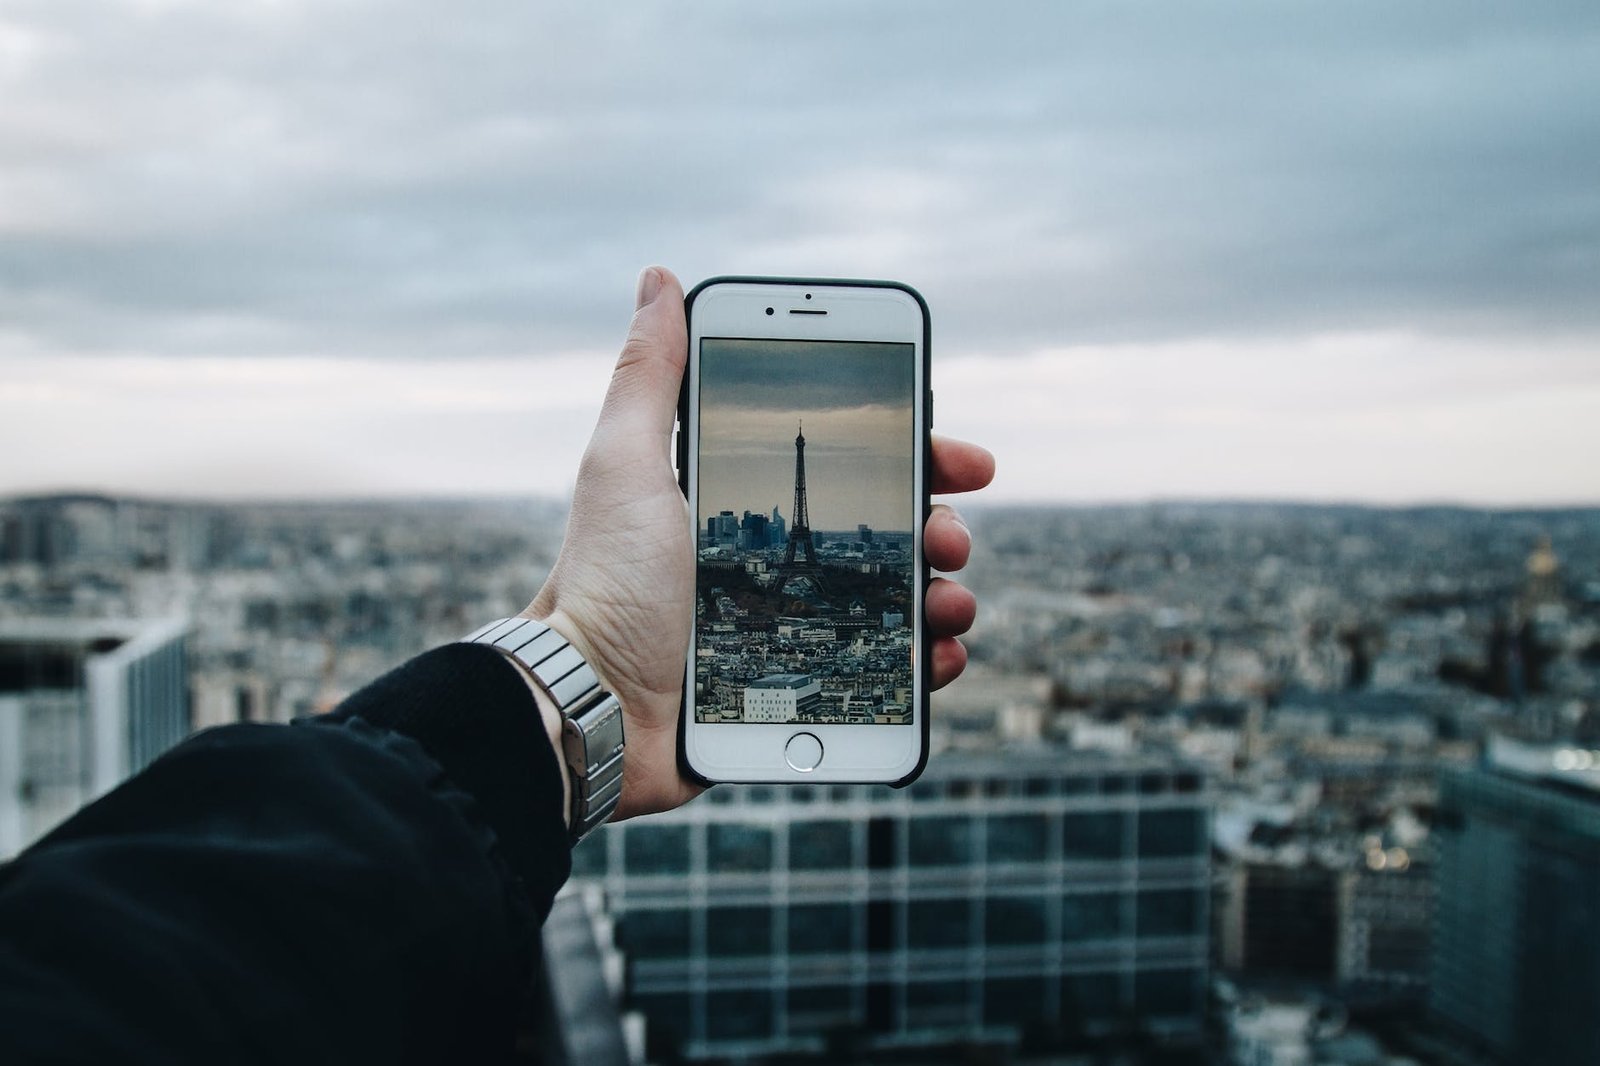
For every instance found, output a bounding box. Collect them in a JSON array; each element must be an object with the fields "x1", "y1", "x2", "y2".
[{"x1": 697, "y1": 339, "x2": 915, "y2": 533}]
